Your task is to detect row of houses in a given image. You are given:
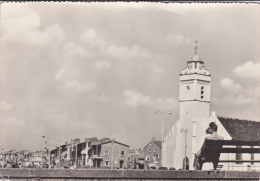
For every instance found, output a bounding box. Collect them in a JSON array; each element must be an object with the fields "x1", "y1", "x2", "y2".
[
  {"x1": 0, "y1": 150, "x2": 47, "y2": 168},
  {"x1": 49, "y1": 137, "x2": 163, "y2": 169}
]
